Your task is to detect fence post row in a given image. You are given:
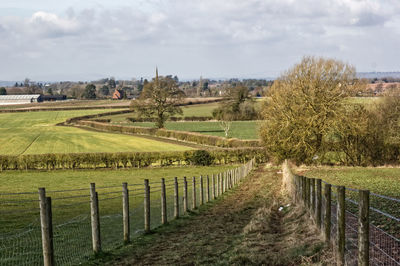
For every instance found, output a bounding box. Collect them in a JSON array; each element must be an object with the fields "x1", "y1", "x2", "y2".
[
  {"x1": 161, "y1": 178, "x2": 167, "y2": 225},
  {"x1": 90, "y1": 183, "x2": 101, "y2": 254},
  {"x1": 144, "y1": 179, "x2": 150, "y2": 233},
  {"x1": 39, "y1": 188, "x2": 54, "y2": 266},
  {"x1": 122, "y1": 182, "x2": 130, "y2": 244}
]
